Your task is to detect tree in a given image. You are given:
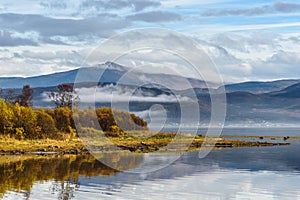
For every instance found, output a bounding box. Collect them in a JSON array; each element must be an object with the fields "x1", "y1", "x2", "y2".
[
  {"x1": 17, "y1": 85, "x2": 34, "y2": 107},
  {"x1": 13, "y1": 103, "x2": 37, "y2": 139},
  {"x1": 35, "y1": 109, "x2": 57, "y2": 138},
  {"x1": 54, "y1": 107, "x2": 72, "y2": 133},
  {"x1": 0, "y1": 99, "x2": 15, "y2": 135},
  {"x1": 95, "y1": 107, "x2": 116, "y2": 132},
  {"x1": 49, "y1": 84, "x2": 79, "y2": 108}
]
